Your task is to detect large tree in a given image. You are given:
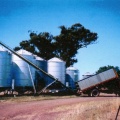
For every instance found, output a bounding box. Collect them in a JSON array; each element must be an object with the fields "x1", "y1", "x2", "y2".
[
  {"x1": 14, "y1": 32, "x2": 55, "y2": 60},
  {"x1": 54, "y1": 23, "x2": 97, "y2": 66},
  {"x1": 14, "y1": 23, "x2": 98, "y2": 67}
]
